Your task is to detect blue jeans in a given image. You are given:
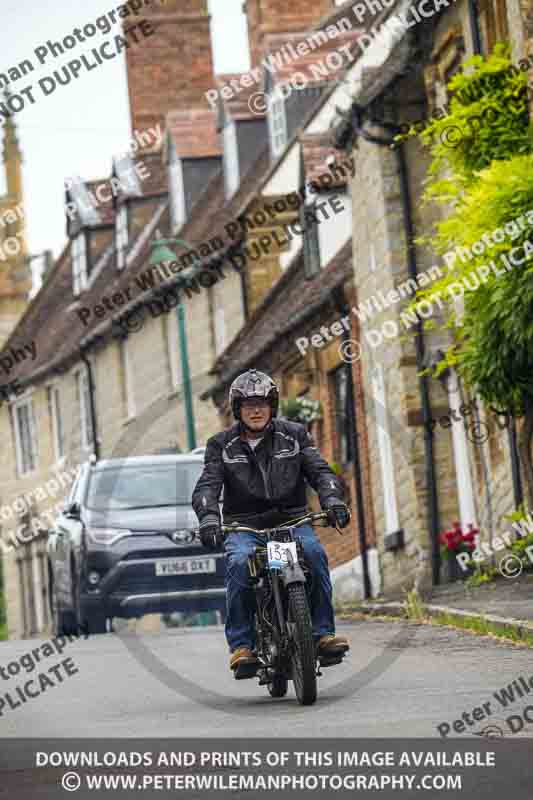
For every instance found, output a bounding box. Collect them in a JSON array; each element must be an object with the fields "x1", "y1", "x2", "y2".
[{"x1": 223, "y1": 524, "x2": 335, "y2": 652}]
